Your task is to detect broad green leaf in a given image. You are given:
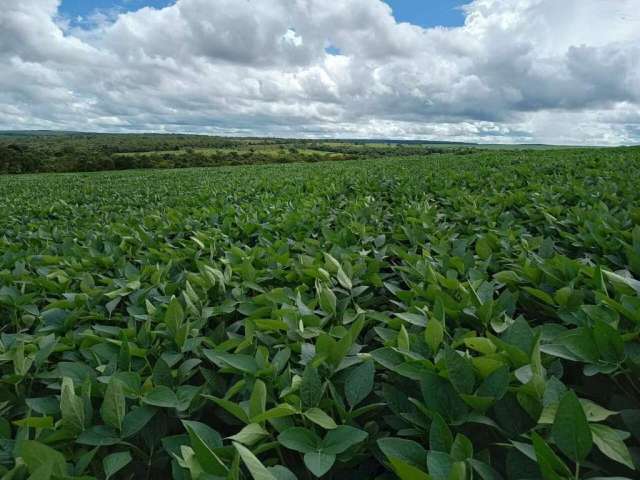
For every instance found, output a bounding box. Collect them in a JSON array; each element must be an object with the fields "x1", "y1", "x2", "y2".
[
  {"x1": 378, "y1": 437, "x2": 427, "y2": 468},
  {"x1": 251, "y1": 403, "x2": 298, "y2": 423},
  {"x1": 322, "y1": 425, "x2": 368, "y2": 454},
  {"x1": 103, "y1": 451, "x2": 132, "y2": 480},
  {"x1": 397, "y1": 324, "x2": 410, "y2": 351},
  {"x1": 590, "y1": 424, "x2": 634, "y2": 469},
  {"x1": 165, "y1": 298, "x2": 184, "y2": 335},
  {"x1": 450, "y1": 434, "x2": 473, "y2": 461},
  {"x1": 444, "y1": 345, "x2": 475, "y2": 394},
  {"x1": 426, "y1": 451, "x2": 452, "y2": 480},
  {"x1": 278, "y1": 427, "x2": 320, "y2": 453},
  {"x1": 303, "y1": 408, "x2": 338, "y2": 429},
  {"x1": 203, "y1": 395, "x2": 250, "y2": 423},
  {"x1": 303, "y1": 451, "x2": 335, "y2": 478},
  {"x1": 300, "y1": 365, "x2": 322, "y2": 409},
  {"x1": 337, "y1": 267, "x2": 352, "y2": 290},
  {"x1": 121, "y1": 406, "x2": 156, "y2": 438},
  {"x1": 203, "y1": 350, "x2": 258, "y2": 374},
  {"x1": 344, "y1": 360, "x2": 374, "y2": 408},
  {"x1": 143, "y1": 385, "x2": 180, "y2": 409},
  {"x1": 228, "y1": 423, "x2": 269, "y2": 446},
  {"x1": 531, "y1": 432, "x2": 572, "y2": 480},
  {"x1": 317, "y1": 284, "x2": 337, "y2": 316},
  {"x1": 429, "y1": 414, "x2": 453, "y2": 453},
  {"x1": 60, "y1": 376, "x2": 85, "y2": 434},
  {"x1": 250, "y1": 379, "x2": 267, "y2": 418},
  {"x1": 551, "y1": 390, "x2": 593, "y2": 463},
  {"x1": 425, "y1": 319, "x2": 444, "y2": 354},
  {"x1": 234, "y1": 442, "x2": 277, "y2": 480},
  {"x1": 183, "y1": 420, "x2": 226, "y2": 475},
  {"x1": 101, "y1": 378, "x2": 125, "y2": 431},
  {"x1": 19, "y1": 440, "x2": 67, "y2": 477},
  {"x1": 389, "y1": 457, "x2": 431, "y2": 480}
]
